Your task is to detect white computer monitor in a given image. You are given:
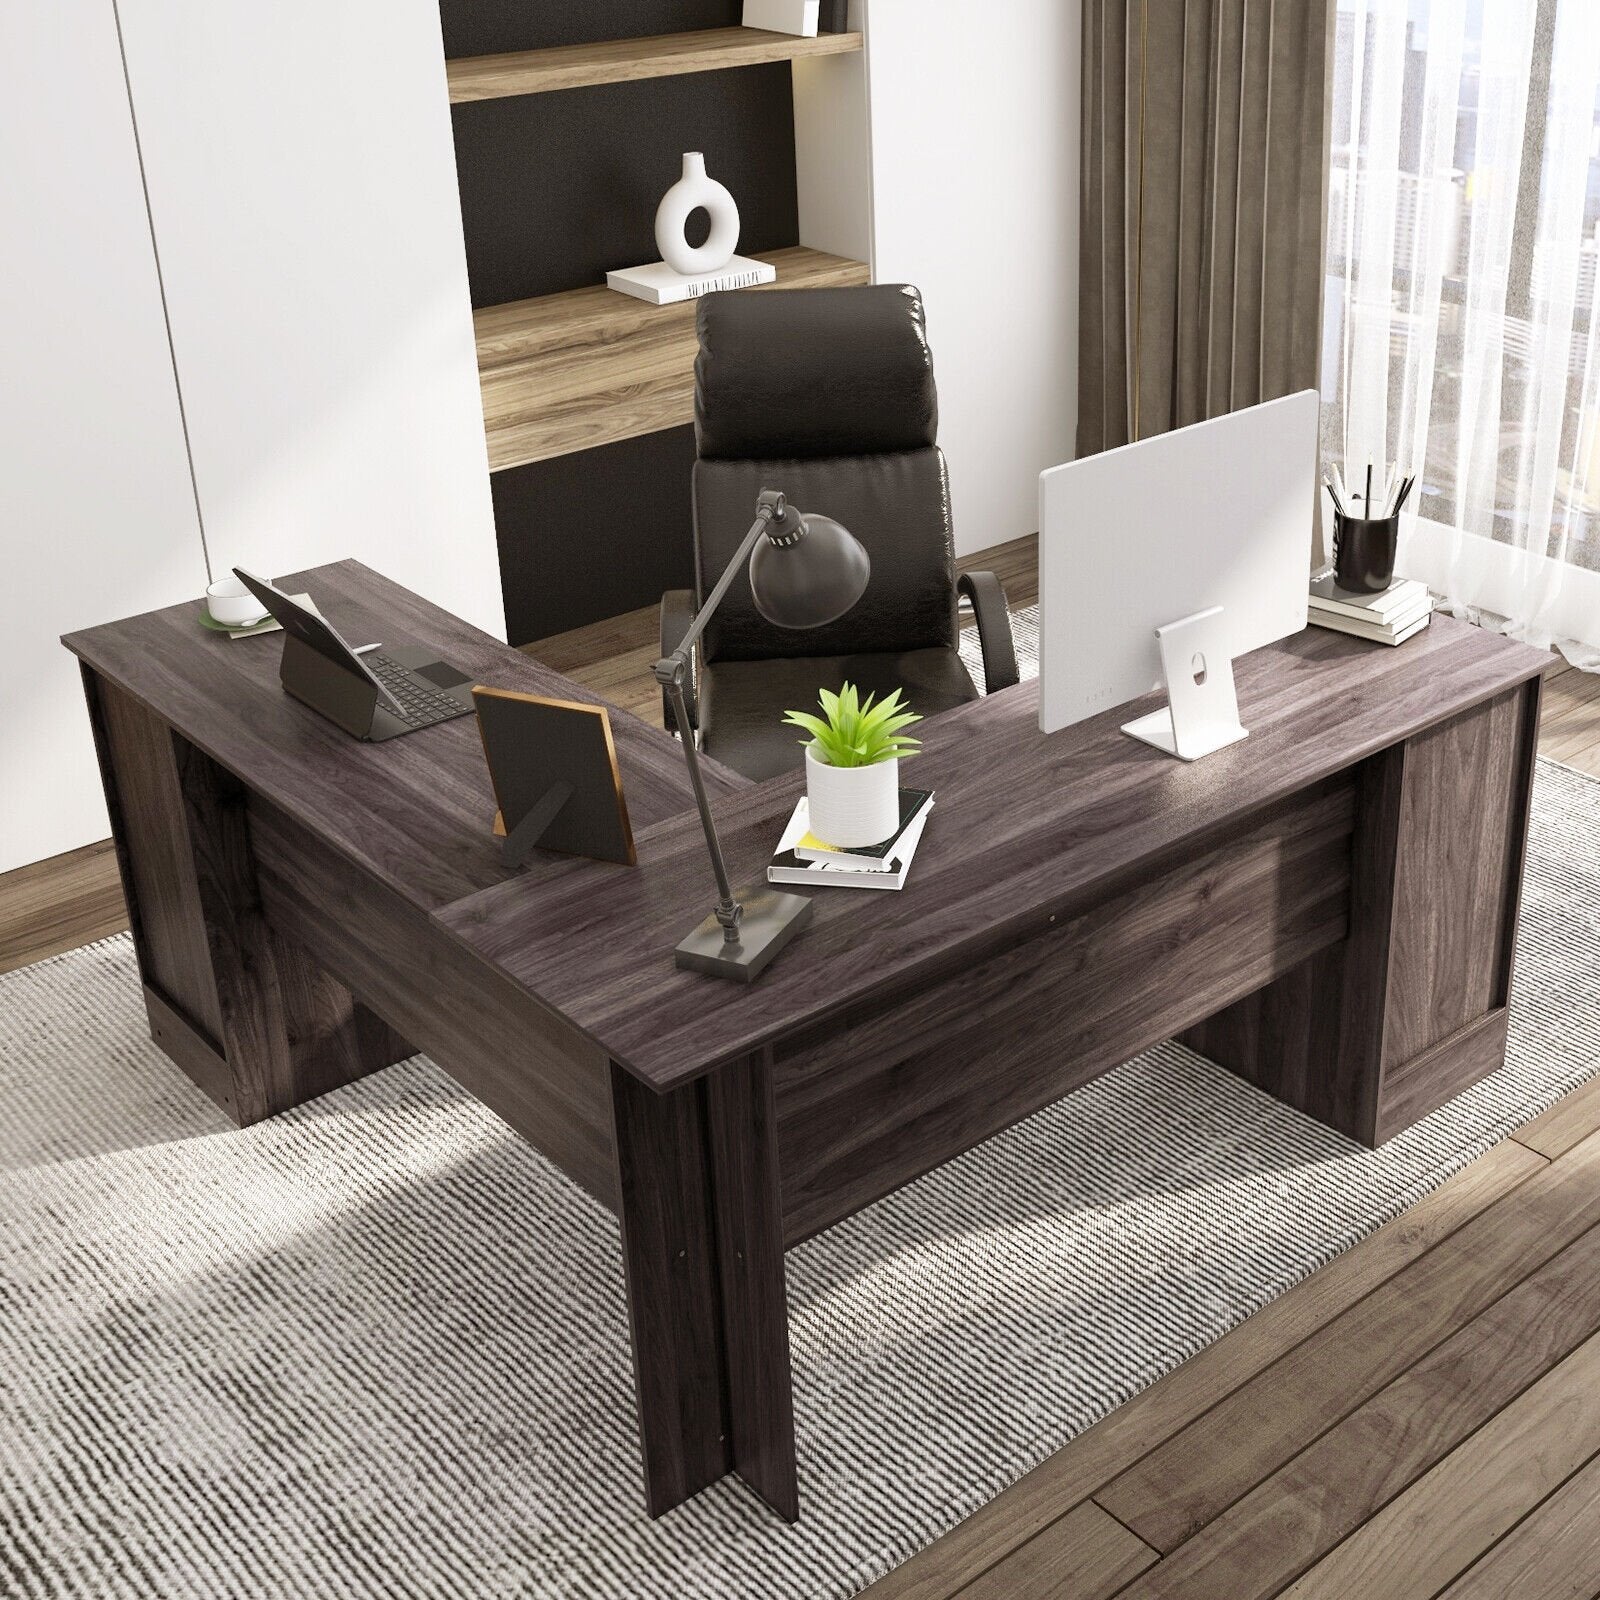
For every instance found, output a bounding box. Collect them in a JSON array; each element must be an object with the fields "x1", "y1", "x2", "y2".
[{"x1": 1037, "y1": 390, "x2": 1318, "y2": 759}]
